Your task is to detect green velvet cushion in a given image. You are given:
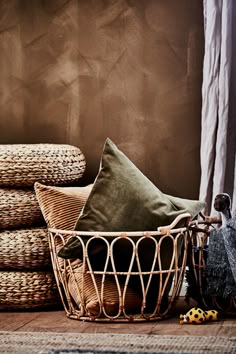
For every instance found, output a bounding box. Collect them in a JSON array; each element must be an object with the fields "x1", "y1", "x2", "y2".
[
  {"x1": 77, "y1": 138, "x2": 204, "y2": 230},
  {"x1": 58, "y1": 138, "x2": 205, "y2": 259},
  {"x1": 165, "y1": 194, "x2": 205, "y2": 220}
]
